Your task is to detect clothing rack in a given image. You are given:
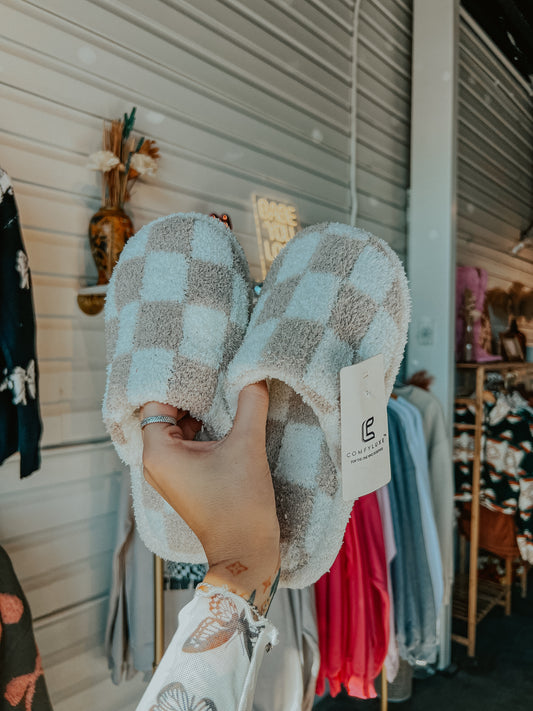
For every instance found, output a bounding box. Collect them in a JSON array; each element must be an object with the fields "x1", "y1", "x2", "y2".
[
  {"x1": 154, "y1": 555, "x2": 165, "y2": 668},
  {"x1": 452, "y1": 361, "x2": 533, "y2": 657},
  {"x1": 381, "y1": 670, "x2": 388, "y2": 711}
]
